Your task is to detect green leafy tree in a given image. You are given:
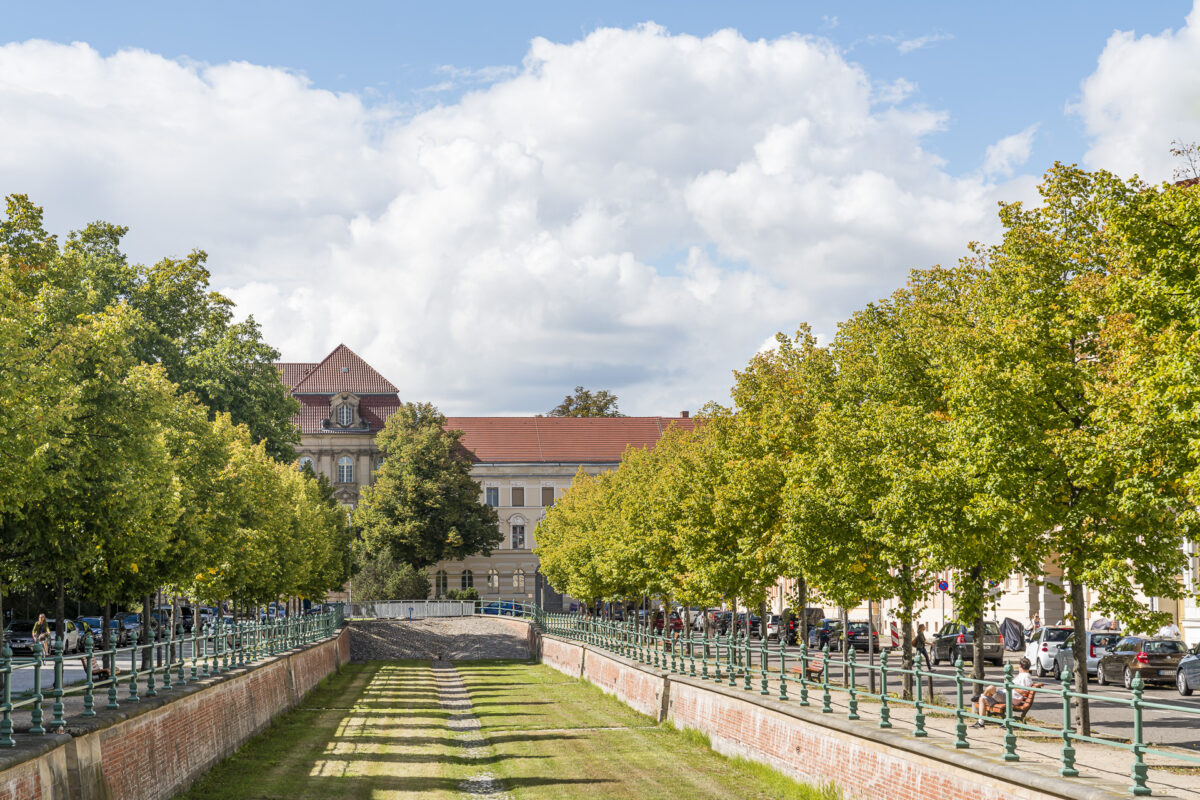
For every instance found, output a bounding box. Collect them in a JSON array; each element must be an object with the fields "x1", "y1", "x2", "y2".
[
  {"x1": 350, "y1": 547, "x2": 431, "y2": 601},
  {"x1": 547, "y1": 386, "x2": 624, "y2": 417},
  {"x1": 355, "y1": 402, "x2": 501, "y2": 569}
]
